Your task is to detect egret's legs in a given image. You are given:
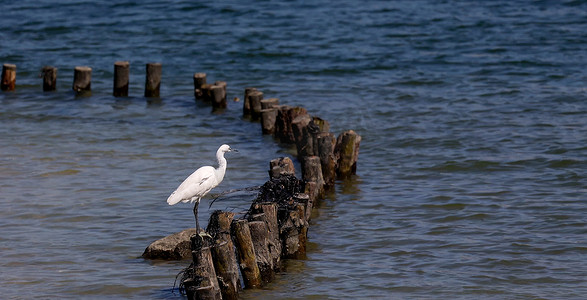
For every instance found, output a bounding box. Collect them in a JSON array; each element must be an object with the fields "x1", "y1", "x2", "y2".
[{"x1": 193, "y1": 201, "x2": 200, "y2": 234}]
